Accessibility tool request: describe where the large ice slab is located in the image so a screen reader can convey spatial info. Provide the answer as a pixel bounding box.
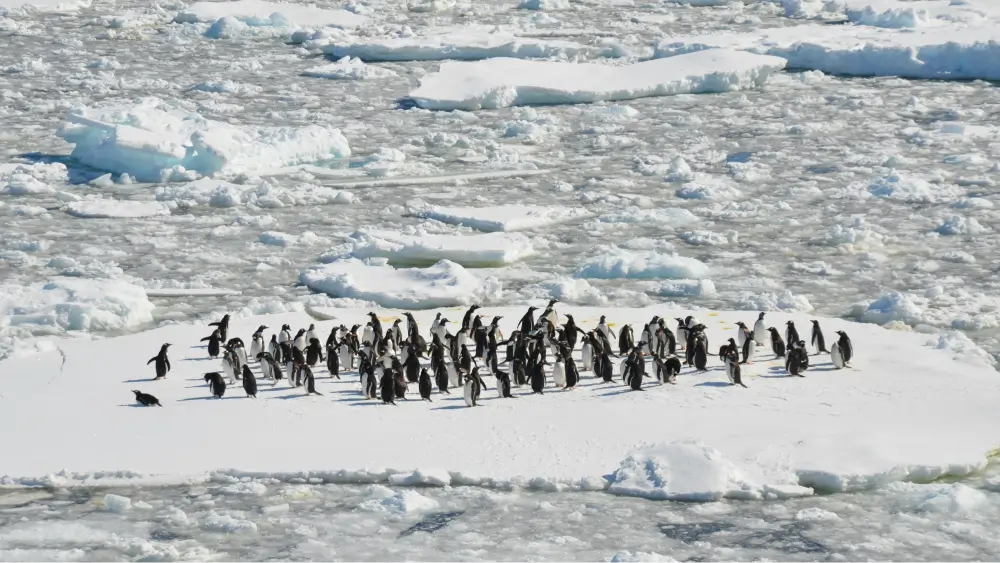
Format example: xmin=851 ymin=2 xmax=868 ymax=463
xmin=57 ymin=98 xmax=351 ymax=182
xmin=1 ymin=307 xmax=998 ymax=500
xmin=0 ymin=0 xmax=90 ymax=14
xmin=576 ymin=247 xmax=710 ymax=280
xmin=302 ymin=57 xmax=398 ymax=80
xmin=414 ymin=204 xmax=591 ymax=232
xmin=839 ymin=0 xmax=999 ymax=28
xmin=333 ymin=229 xmax=536 ymax=267
xmin=299 ymin=259 xmax=501 ymax=308
xmin=407 ymin=49 xmax=786 ymax=110
xmin=66 ymin=200 xmax=171 ymax=219
xmin=174 ymin=0 xmax=367 ymax=30
xmin=322 ymin=24 xmax=617 ymax=62
xmin=654 ymin=23 xmax=1000 ymax=80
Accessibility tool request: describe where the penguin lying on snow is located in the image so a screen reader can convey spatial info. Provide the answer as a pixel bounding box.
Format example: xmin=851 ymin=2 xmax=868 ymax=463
xmin=132 ymin=390 xmax=161 ymax=407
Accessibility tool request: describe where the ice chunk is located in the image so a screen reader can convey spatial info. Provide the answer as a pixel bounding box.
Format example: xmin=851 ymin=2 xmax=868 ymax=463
xmin=340 ymin=229 xmax=535 ymax=267
xmin=576 ymin=247 xmax=710 ymax=280
xmin=841 ymin=0 xmax=999 ymax=28
xmin=0 ymin=0 xmax=90 ymax=13
xmin=58 ymin=97 xmax=351 ymax=182
xmin=868 ymin=174 xmax=964 ymax=204
xmin=299 ymin=258 xmax=501 ymax=308
xmin=359 ymin=490 xmax=440 ymax=514
xmin=324 ymin=24 xmax=614 ymax=62
xmin=0 ymin=278 xmax=154 ymax=333
xmin=174 ymin=0 xmax=367 ymax=29
xmin=408 ymin=49 xmax=786 ymax=110
xmin=608 ymin=441 xmax=764 ymax=501
xmin=103 ymin=493 xmax=132 ymax=513
xmin=302 ymin=57 xmax=398 ymax=80
xmin=66 ymin=200 xmax=171 ymax=219
xmin=415 ymin=204 xmax=590 ymax=232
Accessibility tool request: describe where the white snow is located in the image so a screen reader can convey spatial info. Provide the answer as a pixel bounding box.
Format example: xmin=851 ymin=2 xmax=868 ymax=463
xmin=58 ymin=97 xmax=351 ymax=182
xmin=0 ymin=278 xmax=154 ymax=334
xmin=840 ymin=0 xmax=999 ymax=28
xmin=576 ymin=247 xmax=710 ymax=280
xmin=654 ymin=23 xmax=1000 ymax=80
xmin=408 ymin=49 xmax=786 ymax=110
xmin=174 ymin=0 xmax=367 ymax=30
xmin=0 ymin=0 xmax=89 ymax=13
xmin=322 ymin=25 xmax=615 ymax=62
xmin=299 ymin=259 xmax=502 ymax=308
xmin=335 ymin=229 xmax=536 ymax=267
xmin=414 ymin=204 xmax=591 ymax=232
xmin=302 ymin=57 xmax=398 ymax=80
xmin=66 ymin=200 xmax=171 ymax=219
xmin=2 ymin=307 xmax=998 ymax=500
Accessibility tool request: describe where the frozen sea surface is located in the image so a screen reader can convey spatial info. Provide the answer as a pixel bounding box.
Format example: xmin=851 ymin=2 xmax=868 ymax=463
xmin=2 ymin=461 xmax=1000 ymax=561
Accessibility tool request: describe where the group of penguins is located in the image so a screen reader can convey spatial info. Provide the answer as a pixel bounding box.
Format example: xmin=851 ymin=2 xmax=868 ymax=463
xmin=131 ymin=302 xmax=855 ymax=408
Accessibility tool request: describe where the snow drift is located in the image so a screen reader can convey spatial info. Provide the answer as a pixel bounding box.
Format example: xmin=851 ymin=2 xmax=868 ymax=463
xmin=57 ymin=98 xmax=351 ymax=182
xmin=408 ymin=49 xmax=787 ymax=110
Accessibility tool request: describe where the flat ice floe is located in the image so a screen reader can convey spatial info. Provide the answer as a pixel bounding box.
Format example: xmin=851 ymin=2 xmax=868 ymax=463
xmin=330 ymin=229 xmax=536 ymax=267
xmin=65 ymin=199 xmax=171 ymax=219
xmin=407 ymin=49 xmax=786 ymax=110
xmin=2 ymin=307 xmax=998 ymax=502
xmin=58 ymin=97 xmax=351 ymax=182
xmin=838 ymin=0 xmax=998 ymax=28
xmin=576 ymin=247 xmax=710 ymax=280
xmin=299 ymin=258 xmax=502 ymax=308
xmin=302 ymin=57 xmax=398 ymax=80
xmin=413 ymin=204 xmax=591 ymax=232
xmin=0 ymin=0 xmax=90 ymax=13
xmin=174 ymin=0 xmax=367 ymax=29
xmin=655 ymin=23 xmax=1000 ymax=80
xmin=322 ymin=24 xmax=618 ymax=62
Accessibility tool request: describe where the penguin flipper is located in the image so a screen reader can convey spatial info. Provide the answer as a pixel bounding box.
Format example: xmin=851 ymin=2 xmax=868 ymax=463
xmin=165 ymin=358 xmax=171 ymax=371
xmin=147 ymin=357 xmax=156 ymax=365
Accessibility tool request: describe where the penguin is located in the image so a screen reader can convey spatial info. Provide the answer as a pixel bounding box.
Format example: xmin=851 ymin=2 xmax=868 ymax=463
xmin=367 ymin=312 xmax=384 ymax=345
xmin=753 ymin=313 xmax=767 ymax=346
xmin=326 ymin=343 xmax=340 ymax=379
xmin=811 ymin=320 xmax=827 ymax=353
xmin=461 ymin=304 xmax=481 ymax=339
xmin=278 ymin=324 xmax=291 ymax=346
xmin=291 ymin=347 xmax=307 ymax=387
xmin=208 ymin=314 xmax=230 ymax=343
xmin=657 ymin=319 xmax=676 ymax=357
xmin=435 ymin=363 xmax=450 ymax=394
xmin=390 ymin=319 xmax=404 ymax=347
xmin=795 ymin=341 xmax=810 ymax=370
xmin=767 ymin=327 xmax=786 ymax=358
xmin=242 ymin=365 xmax=257 ymax=398
xmin=562 ymin=345 xmax=579 ymax=389
xmin=393 ymin=359 xmax=407 ymax=400
xmin=496 ymin=369 xmax=514 ymax=398
xmin=132 ymin=390 xmax=161 ymax=407
xmin=519 ymin=306 xmax=538 ymax=335
xmin=221 ymin=350 xmax=238 ymax=384
xmin=530 ymin=360 xmax=545 ymax=394
xmin=250 ymin=325 xmax=267 ymax=359
xmin=268 ymin=334 xmax=281 ymax=363
xmin=204 ymin=372 xmax=226 ymax=398
xmin=446 ymin=360 xmax=460 ymax=389
xmin=380 ymin=369 xmax=395 ymax=405
xmin=419 ymin=367 xmax=433 ymax=401
xmin=362 ymin=322 xmax=375 ymax=347
xmin=306 ymin=323 xmax=317 ymax=344
xmin=463 ymin=367 xmax=485 ymax=407
xmin=513 ymin=358 xmax=527 ymax=387
xmin=720 ymin=338 xmax=738 ymax=363
xmin=293 ymin=329 xmax=307 ymax=352
xmin=304 ymin=366 xmax=321 ymax=395
xmin=339 ymin=326 xmax=357 ymax=370
xmin=736 ymin=322 xmax=750 ymax=349
xmin=256 ymin=352 xmax=273 ymax=379
xmin=228 ymin=338 xmax=248 ymax=368
xmin=563 ymin=314 xmax=586 ymax=351
xmin=625 ymin=349 xmax=644 ymax=391
xmin=598 ymin=350 xmax=614 ymax=382
xmin=831 ymin=341 xmax=845 ymax=369
xmin=542 ymin=298 xmax=559 ymax=327
xmin=741 ymin=332 xmax=756 ymax=364
xmin=597 ymin=315 xmax=615 ymax=343
xmin=147 ymin=343 xmax=171 ymax=380
xmin=552 ymin=353 xmax=566 ymax=388
xmin=835 ymin=331 xmax=853 ymax=364
xmin=460 ymin=345 xmax=473 ymax=375
xmin=785 ymin=321 xmax=799 ymax=348
xmin=786 ymin=347 xmax=806 ymax=377
xmin=725 ymin=355 xmax=748 ymax=388
xmin=655 ymin=356 xmax=681 ymax=383
xmin=675 ymin=318 xmax=688 ymax=350
xmin=201 ymin=330 xmax=221 ymax=359
xmin=306 ymin=338 xmax=324 ymax=366
xmin=693 ymin=334 xmax=708 ymax=371
xmin=619 ymin=324 xmax=635 ymax=356
xmin=581 ymin=333 xmax=594 ymax=371
xmin=403 ymin=348 xmax=420 ymax=383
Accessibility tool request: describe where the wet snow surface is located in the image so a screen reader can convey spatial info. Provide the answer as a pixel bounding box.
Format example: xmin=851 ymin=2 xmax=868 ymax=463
xmin=3 ymin=467 xmax=1000 ymax=561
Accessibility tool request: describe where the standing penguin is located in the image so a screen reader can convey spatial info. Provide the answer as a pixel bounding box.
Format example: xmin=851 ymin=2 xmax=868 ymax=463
xmin=530 ymin=360 xmax=545 ymax=394
xmin=278 ymin=324 xmax=291 ymax=346
xmin=581 ymin=332 xmax=594 ymax=371
xmin=326 ymin=342 xmax=340 ymax=379
xmin=785 ymin=321 xmax=800 ymax=348
xmin=268 ymin=334 xmax=281 ymax=363
xmin=250 ymin=325 xmax=267 ymax=359
xmin=293 ymin=329 xmax=307 ymax=352
xmin=741 ymin=332 xmax=756 ymax=364
xmin=303 ymin=366 xmax=322 ymax=395
xmin=435 ymin=362 xmax=450 ymax=395
xmin=725 ymin=354 xmax=748 ymax=388
xmin=242 ymin=365 xmax=257 ymax=398
xmin=221 ymin=349 xmax=238 ymax=384
xmin=753 ymin=313 xmax=767 ymax=346
xmin=736 ymin=322 xmax=750 ymax=350
xmin=552 ymin=352 xmax=566 ymax=388
xmin=403 ymin=348 xmax=421 ymax=383
xmin=228 ymin=338 xmax=248 ymax=369
xmin=204 ymin=372 xmax=226 ymax=398
xmin=598 ymin=350 xmax=614 ymax=382
xmin=831 ymin=340 xmax=846 ymax=369
xmin=200 ymin=330 xmax=221 ymax=359
xmin=147 ymin=343 xmax=172 ymax=380
xmin=675 ymin=318 xmax=688 ymax=350
xmin=392 ymin=358 xmax=407 ymax=400
xmin=419 ymin=368 xmax=433 ymax=401
xmin=835 ymin=331 xmax=853 ymax=364
xmin=562 ymin=344 xmax=579 ymax=389
xmin=380 ymin=369 xmax=395 ymax=405
xmin=463 ymin=367 xmax=485 ymax=407
xmin=768 ymin=327 xmax=786 ymax=358
xmin=786 ymin=346 xmax=807 ymax=377
xmin=563 ymin=314 xmax=586 ymax=351
xmin=495 ymin=369 xmax=514 ymax=398
xmin=693 ymin=332 xmax=708 ymax=372
xmin=306 ymin=338 xmax=324 ymax=366
xmin=256 ymin=352 xmax=273 ymax=380
xmin=618 ymin=325 xmax=635 ymax=356
xmin=597 ymin=315 xmax=615 ymax=342
xmin=811 ymin=320 xmax=827 ymax=354
xmin=208 ymin=314 xmax=231 ymax=343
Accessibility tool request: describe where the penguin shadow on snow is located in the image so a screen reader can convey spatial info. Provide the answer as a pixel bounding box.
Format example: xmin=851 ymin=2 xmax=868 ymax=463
xmin=177 ymin=395 xmax=230 ymax=402
xmin=181 ymin=357 xmax=215 ymax=362
xmin=695 ymin=381 xmax=732 ymax=388
xmin=122 ymin=377 xmax=158 ymax=383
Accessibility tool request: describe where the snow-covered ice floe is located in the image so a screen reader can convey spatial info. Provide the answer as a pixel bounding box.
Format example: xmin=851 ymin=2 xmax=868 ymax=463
xmin=302 ymin=57 xmax=398 ymax=80
xmin=173 ymin=0 xmax=367 ymax=30
xmin=57 ymin=97 xmax=351 ymax=182
xmin=299 ymin=259 xmax=502 ymax=308
xmin=414 ymin=204 xmax=591 ymax=232
xmin=838 ymin=0 xmax=999 ymax=28
xmin=65 ymin=199 xmax=171 ymax=219
xmin=2 ymin=307 xmax=998 ymax=500
xmin=0 ymin=0 xmax=90 ymax=14
xmin=326 ymin=229 xmax=536 ymax=267
xmin=321 ymin=24 xmax=621 ymax=62
xmin=576 ymin=247 xmax=710 ymax=280
xmin=655 ymin=22 xmax=1000 ymax=80
xmin=407 ymin=49 xmax=786 ymax=110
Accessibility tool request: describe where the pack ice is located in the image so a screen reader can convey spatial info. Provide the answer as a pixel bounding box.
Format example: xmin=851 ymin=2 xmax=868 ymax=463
xmin=413 ymin=204 xmax=591 ymax=232
xmin=57 ymin=98 xmax=351 ymax=182
xmin=174 ymin=0 xmax=367 ymax=30
xmin=407 ymin=49 xmax=787 ymax=110
xmin=332 ymin=229 xmax=536 ymax=267
xmin=1 ymin=307 xmax=998 ymax=502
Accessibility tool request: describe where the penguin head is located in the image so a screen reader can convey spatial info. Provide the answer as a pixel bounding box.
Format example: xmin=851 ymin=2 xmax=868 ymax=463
xmin=812 ymin=320 xmax=820 ymax=326
xmin=295 ymin=329 xmax=306 ymax=337
xmin=548 ymin=299 xmax=558 ymax=306
xmin=599 ymin=315 xmax=606 ymax=323
xmin=835 ymin=330 xmax=845 ymax=336
xmin=471 ymin=304 xmax=481 ymax=311
xmin=787 ymin=321 xmax=795 ymax=326
xmin=728 ymin=338 xmax=736 ymax=344
xmin=440 ymin=318 xmax=450 ymax=325
xmin=528 ymin=306 xmax=538 ymax=312
xmin=736 ymin=321 xmax=746 ymax=328
xmin=132 ymin=390 xmax=141 ymax=396
xmin=768 ymin=327 xmax=778 ymax=334
xmin=393 ymin=319 xmax=402 ymax=325
xmin=492 ymin=316 xmax=503 ymax=325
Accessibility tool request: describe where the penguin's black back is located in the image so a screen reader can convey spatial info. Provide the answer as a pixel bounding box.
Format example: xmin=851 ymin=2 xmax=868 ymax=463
xmin=419 ymin=368 xmax=432 ymax=401
xmin=242 ymin=366 xmax=257 ymax=398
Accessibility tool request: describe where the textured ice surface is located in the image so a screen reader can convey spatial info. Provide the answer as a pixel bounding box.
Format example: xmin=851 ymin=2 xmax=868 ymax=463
xmin=334 ymin=229 xmax=536 ymax=266
xmin=174 ymin=0 xmax=367 ymax=30
xmin=409 ymin=49 xmax=787 ymax=110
